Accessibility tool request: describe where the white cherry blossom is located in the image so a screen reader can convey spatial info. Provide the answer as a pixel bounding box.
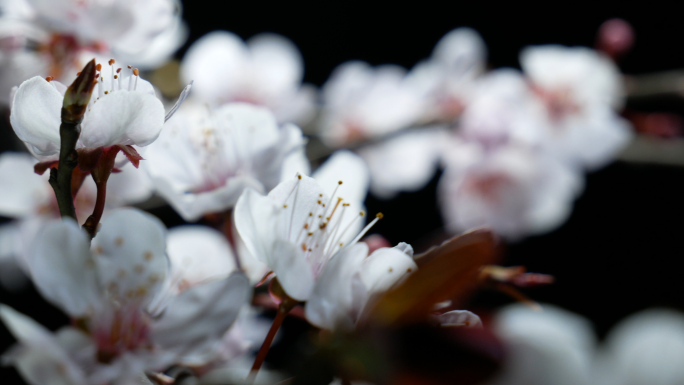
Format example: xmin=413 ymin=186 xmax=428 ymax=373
xmin=439 ymin=143 xmax=583 ymax=240
xmin=234 ymin=151 xmax=370 ymax=301
xmin=143 ymin=102 xmax=307 ymax=221
xmin=0 ymin=208 xmax=251 ymax=384
xmin=10 ymin=60 xmax=165 ymax=159
xmin=519 ymin=45 xmax=632 ymax=169
xmin=319 ymin=61 xmax=425 ymax=147
xmin=407 ymin=27 xmax=487 ymax=122
xmin=181 ymin=31 xmax=315 ymax=125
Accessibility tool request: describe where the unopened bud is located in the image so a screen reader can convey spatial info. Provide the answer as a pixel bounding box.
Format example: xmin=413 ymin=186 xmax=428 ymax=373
xmin=62 ymin=59 xmax=97 ymax=123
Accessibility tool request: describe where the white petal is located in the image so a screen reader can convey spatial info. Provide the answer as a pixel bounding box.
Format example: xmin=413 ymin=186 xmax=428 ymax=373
xmin=80 ymin=90 xmax=165 ymax=148
xmin=180 ymin=31 xmax=249 ymax=103
xmin=105 ymin=163 xmax=154 ymax=207
xmin=359 ymin=127 xmax=446 ymax=199
xmin=305 ymin=243 xmax=368 ymax=331
xmin=92 ymin=208 xmax=168 ymax=305
xmin=599 ymin=309 xmax=684 ymax=385
xmin=234 ymin=188 xmax=281 ymax=264
xmin=0 ymin=152 xmax=51 ymax=217
xmin=360 ymin=245 xmax=417 ymax=295
xmin=437 ymin=310 xmax=483 ymax=328
xmin=29 ymin=219 xmax=100 ymax=317
xmin=151 ymin=273 xmax=251 ymax=354
xmin=166 ymin=225 xmax=237 ymax=289
xmin=247 ymin=33 xmax=303 ymax=103
xmin=9 ymin=76 xmax=62 ymax=156
xmin=488 ymin=304 xmax=595 ymax=385
xmin=0 ymin=306 xmax=88 ymax=385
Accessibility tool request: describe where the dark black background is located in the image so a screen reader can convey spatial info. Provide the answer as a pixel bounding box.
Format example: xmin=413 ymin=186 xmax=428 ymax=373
xmin=2 ymin=2 xmax=684 ymax=383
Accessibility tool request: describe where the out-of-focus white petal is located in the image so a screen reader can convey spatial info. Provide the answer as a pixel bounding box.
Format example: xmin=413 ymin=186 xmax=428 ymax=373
xmin=485 ymin=304 xmax=595 ymax=385
xmin=166 ymin=225 xmax=237 ymax=290
xmin=29 ymin=219 xmax=100 ymax=317
xmin=437 ymin=310 xmax=483 ymax=328
xmin=248 ymin=33 xmax=303 ymax=103
xmin=439 ymin=145 xmax=583 ymax=239
xmin=92 ymin=209 xmax=167 ymax=306
xmin=0 ymin=152 xmax=51 ymax=217
xmin=105 ymin=163 xmax=154 ymax=207
xmin=520 ymin=45 xmax=622 ymax=109
xmin=597 ymin=309 xmax=684 ymax=385
xmin=80 ymin=90 xmax=165 ymax=148
xmin=180 ymin=31 xmax=248 ymax=104
xmin=0 ymin=306 xmax=88 ymax=385
xmin=359 ymin=126 xmax=447 ymax=199
xmin=9 ymin=76 xmax=62 ymax=156
xmin=151 ymin=273 xmax=251 ymax=355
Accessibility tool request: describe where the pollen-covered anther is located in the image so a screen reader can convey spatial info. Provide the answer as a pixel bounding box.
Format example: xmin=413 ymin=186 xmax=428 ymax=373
xmin=45 ymin=76 xmax=54 ymax=82
xmin=108 ymin=58 xmax=116 ymax=65
xmin=132 ymin=68 xmax=139 ymax=76
xmin=376 ymin=212 xmax=384 ymax=219
xmin=96 ymin=63 xmax=102 ymax=71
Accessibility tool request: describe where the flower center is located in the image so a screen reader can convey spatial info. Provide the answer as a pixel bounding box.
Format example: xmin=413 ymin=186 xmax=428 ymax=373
xmin=280 ymin=175 xmax=382 ymax=276
xmin=92 ymin=303 xmax=151 ymax=364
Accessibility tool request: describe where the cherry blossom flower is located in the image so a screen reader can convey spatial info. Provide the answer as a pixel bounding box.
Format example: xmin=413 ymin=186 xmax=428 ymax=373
xmin=319 ymin=61 xmax=425 ymax=147
xmin=519 ymin=45 xmax=632 ymax=169
xmin=0 ymin=208 xmax=251 ymax=384
xmin=439 ymin=143 xmax=583 ymax=239
xmin=10 ymin=59 xmax=165 ymax=161
xmin=234 ymin=151 xmax=370 ymax=302
xmin=0 ymin=0 xmax=186 ymax=103
xmin=180 ymin=31 xmax=315 ymax=125
xmin=143 ymin=102 xmax=307 ymax=221
xmin=407 ymin=27 xmax=487 ymax=122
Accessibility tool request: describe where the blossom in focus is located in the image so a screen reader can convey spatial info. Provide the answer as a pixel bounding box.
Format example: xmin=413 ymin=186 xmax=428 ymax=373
xmin=439 ymin=143 xmax=583 ymax=239
xmin=180 ymin=31 xmax=315 ymax=125
xmin=234 ymin=151 xmax=370 ymax=302
xmin=10 ymin=59 xmax=165 ymax=160
xmin=519 ymin=45 xmax=632 ymax=169
xmin=319 ymin=61 xmax=425 ymax=146
xmin=0 ymin=208 xmax=250 ymax=385
xmin=143 ymin=102 xmax=307 ymax=221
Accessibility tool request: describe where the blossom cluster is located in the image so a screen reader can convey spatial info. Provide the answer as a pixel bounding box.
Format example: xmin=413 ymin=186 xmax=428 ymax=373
xmin=0 ymin=4 xmax=681 ymax=385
